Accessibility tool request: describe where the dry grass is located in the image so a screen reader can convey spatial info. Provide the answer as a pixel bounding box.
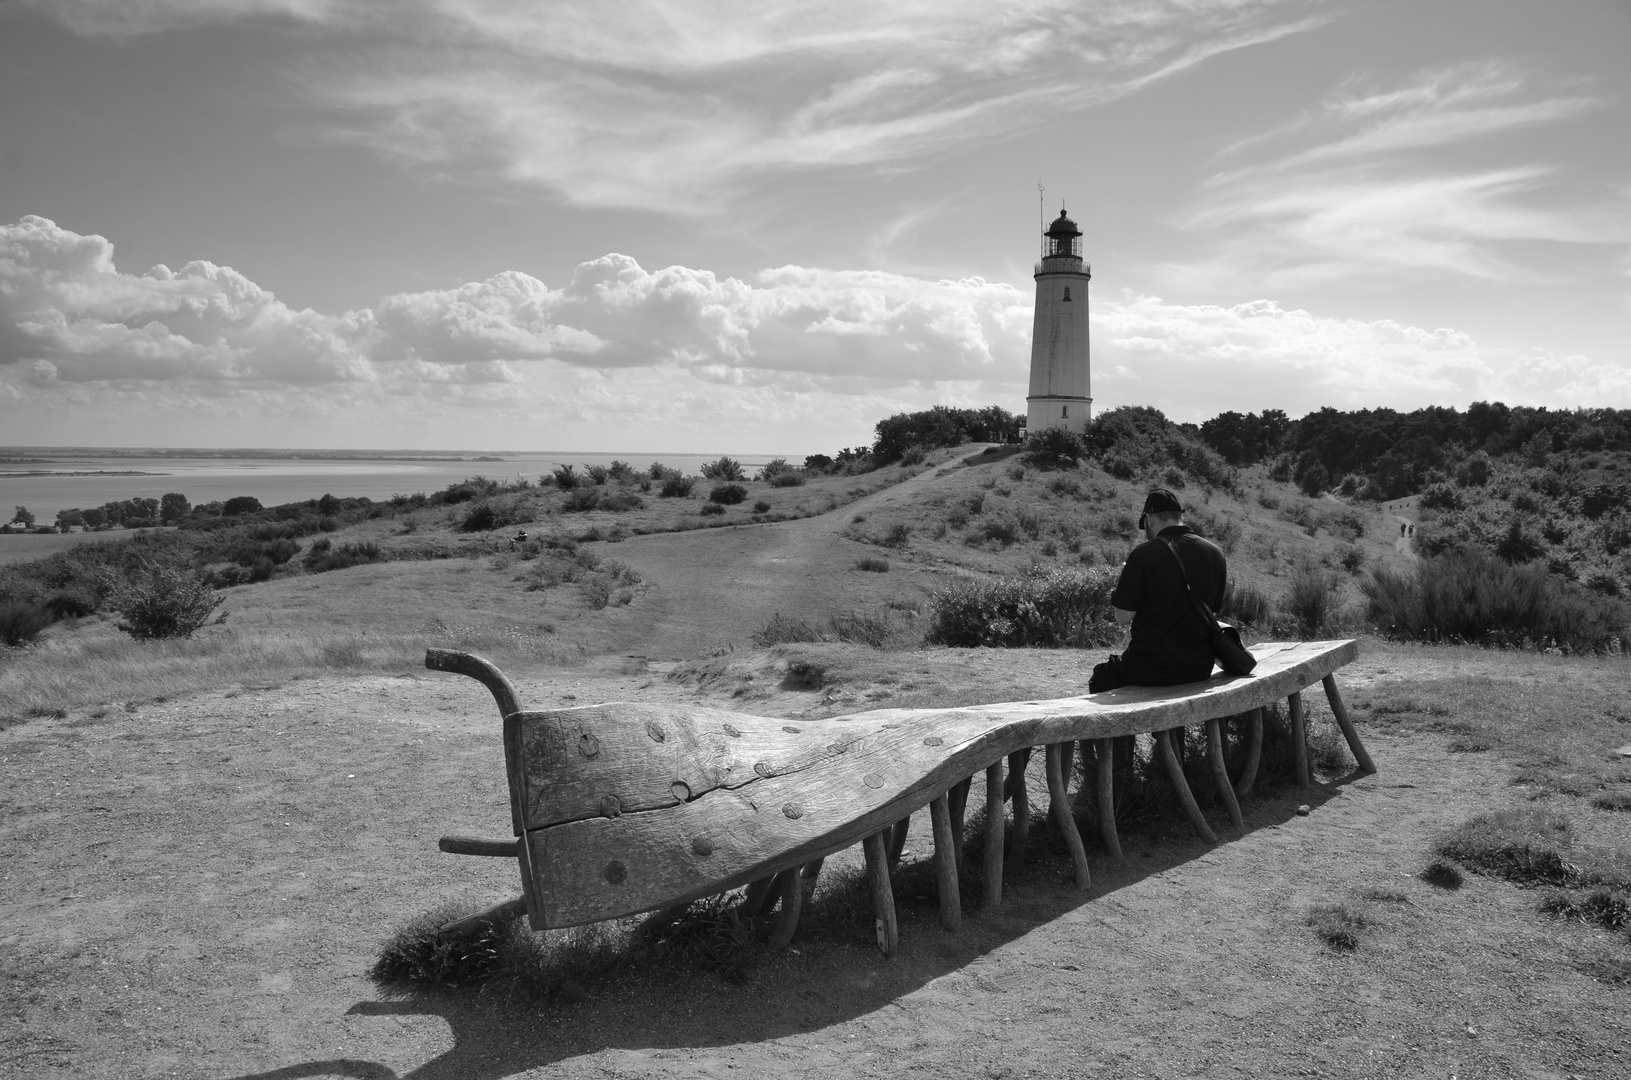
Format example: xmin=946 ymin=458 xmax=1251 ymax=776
xmin=0 ymin=558 xmax=595 ymax=725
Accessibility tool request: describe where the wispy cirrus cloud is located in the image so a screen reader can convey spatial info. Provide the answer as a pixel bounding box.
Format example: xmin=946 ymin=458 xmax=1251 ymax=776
xmin=21 ymin=0 xmax=1333 ymax=213
xmin=1176 ymin=62 xmax=1630 ymax=289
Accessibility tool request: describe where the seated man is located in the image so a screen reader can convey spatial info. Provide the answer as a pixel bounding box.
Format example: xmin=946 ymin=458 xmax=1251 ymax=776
xmin=1090 ymin=488 xmax=1228 ymax=693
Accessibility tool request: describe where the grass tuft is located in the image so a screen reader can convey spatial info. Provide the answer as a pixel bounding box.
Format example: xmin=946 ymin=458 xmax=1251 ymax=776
xmin=1541 ymin=888 xmax=1631 ymax=933
xmin=1434 ymin=806 xmax=1582 ymax=887
xmin=1592 ymin=790 xmax=1631 ymax=812
xmin=1420 ymin=860 xmax=1464 ymax=889
xmin=1307 ymin=901 xmax=1367 ymax=950
xmin=855 ymin=556 xmax=890 ymax=573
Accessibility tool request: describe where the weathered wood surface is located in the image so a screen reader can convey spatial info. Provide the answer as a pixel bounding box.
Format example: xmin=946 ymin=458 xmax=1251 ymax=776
xmin=433 ymin=640 xmax=1360 ymax=929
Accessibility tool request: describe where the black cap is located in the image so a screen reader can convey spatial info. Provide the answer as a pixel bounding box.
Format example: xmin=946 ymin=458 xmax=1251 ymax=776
xmin=1141 ymin=489 xmax=1183 ymax=516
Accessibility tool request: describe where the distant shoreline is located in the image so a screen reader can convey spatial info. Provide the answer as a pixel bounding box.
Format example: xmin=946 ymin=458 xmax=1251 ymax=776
xmin=2 ymin=470 xmax=168 ymax=478
xmin=0 ymin=451 xmax=506 ymax=463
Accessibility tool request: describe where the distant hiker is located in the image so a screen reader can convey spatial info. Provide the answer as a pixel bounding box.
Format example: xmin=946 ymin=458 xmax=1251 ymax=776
xmin=1089 ymin=488 xmax=1229 ymax=693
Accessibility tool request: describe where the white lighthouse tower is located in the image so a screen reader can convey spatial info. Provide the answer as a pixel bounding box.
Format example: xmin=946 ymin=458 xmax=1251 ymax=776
xmin=1026 ymin=208 xmax=1092 ymax=436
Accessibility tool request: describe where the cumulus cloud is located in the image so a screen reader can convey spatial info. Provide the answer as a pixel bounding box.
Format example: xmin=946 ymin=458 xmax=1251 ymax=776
xmin=4 ymin=215 xmax=1622 ymax=448
xmin=0 ymin=216 xmax=1031 ymax=393
xmin=1178 ymin=62 xmax=1631 ymax=289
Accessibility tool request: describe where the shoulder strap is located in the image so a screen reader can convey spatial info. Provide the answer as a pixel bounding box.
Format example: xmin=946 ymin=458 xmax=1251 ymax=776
xmin=1160 ymin=536 xmax=1224 ymax=630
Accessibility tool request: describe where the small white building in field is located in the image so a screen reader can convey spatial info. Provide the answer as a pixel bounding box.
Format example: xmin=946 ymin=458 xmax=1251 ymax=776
xmin=1026 ymin=209 xmax=1092 ymax=436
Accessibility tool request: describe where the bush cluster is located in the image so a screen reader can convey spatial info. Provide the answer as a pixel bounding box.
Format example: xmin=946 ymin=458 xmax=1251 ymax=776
xmin=110 ymin=564 xmax=224 ymax=640
xmin=304 ymin=539 xmax=386 ymax=573
xmin=1021 ymin=427 xmax=1086 ymax=470
xmin=1361 ymin=544 xmax=1627 ymax=653
xmin=700 ymin=457 xmax=745 ymax=481
xmin=709 ymin=484 xmax=748 ymax=505
xmin=925 ymin=565 xmax=1121 ymax=648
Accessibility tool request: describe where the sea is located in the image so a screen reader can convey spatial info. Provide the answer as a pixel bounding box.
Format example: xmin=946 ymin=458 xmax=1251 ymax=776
xmin=0 ymin=448 xmax=793 ymax=526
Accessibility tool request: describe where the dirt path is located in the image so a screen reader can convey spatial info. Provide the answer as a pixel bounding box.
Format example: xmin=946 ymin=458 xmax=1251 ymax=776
xmin=604 ymin=459 xmax=966 ymax=657
xmin=3 ymin=649 xmax=1627 ymax=1079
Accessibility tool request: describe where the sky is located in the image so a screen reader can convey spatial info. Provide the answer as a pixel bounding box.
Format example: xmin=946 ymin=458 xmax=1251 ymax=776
xmin=0 ymin=0 xmax=1627 ymax=454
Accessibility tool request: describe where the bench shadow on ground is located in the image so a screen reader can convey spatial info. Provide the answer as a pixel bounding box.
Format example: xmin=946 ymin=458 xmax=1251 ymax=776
xmin=227 ymin=766 xmax=1365 ymax=1080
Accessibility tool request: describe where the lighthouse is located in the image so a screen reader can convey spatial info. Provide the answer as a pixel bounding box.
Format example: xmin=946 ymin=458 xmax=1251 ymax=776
xmin=1026 ymin=208 xmax=1091 ymax=436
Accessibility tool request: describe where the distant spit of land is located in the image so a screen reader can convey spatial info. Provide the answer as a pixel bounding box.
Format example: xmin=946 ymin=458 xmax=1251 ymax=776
xmin=0 ymin=447 xmax=508 ymax=462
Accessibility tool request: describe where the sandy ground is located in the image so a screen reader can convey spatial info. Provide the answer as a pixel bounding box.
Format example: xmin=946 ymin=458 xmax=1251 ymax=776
xmin=4 ymin=644 xmax=1629 ymax=1080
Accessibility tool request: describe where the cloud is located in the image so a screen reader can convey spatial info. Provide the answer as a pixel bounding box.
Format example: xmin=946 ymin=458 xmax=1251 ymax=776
xmin=4 ymin=215 xmax=1622 ymax=449
xmin=1177 ymin=62 xmax=1631 ymax=289
xmin=23 ymin=0 xmax=1331 ymax=213
xmin=15 ymin=0 xmax=343 ymax=36
xmin=0 ymin=215 xmax=1031 ymax=392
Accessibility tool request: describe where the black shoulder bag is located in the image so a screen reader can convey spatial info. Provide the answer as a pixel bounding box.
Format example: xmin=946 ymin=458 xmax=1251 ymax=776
xmin=1159 ymin=537 xmax=1256 ymax=677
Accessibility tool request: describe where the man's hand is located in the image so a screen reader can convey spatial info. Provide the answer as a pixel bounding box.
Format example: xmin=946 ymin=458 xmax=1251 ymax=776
xmin=1113 ymin=606 xmax=1135 ymax=626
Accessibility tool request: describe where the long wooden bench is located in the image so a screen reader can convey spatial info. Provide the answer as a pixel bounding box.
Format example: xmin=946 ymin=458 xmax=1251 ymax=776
xmin=424 ymin=640 xmax=1371 ymax=955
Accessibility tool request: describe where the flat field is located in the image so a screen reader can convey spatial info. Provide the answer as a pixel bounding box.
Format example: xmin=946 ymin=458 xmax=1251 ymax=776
xmin=2 ymin=450 xmax=1629 ymax=1079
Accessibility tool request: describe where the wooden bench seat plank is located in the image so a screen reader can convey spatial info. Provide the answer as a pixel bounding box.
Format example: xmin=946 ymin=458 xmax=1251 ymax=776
xmin=515 ymin=640 xmax=1360 ymax=927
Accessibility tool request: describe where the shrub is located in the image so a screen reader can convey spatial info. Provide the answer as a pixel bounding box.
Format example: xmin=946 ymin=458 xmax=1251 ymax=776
xmin=1282 ymin=564 xmax=1342 ymax=638
xmin=700 ymin=457 xmax=745 ymax=481
xmin=585 ymin=465 xmax=609 ymax=485
xmin=1338 ymin=544 xmax=1366 ymax=573
xmin=552 ymin=464 xmax=579 ymax=490
xmin=561 ymin=488 xmax=602 ymax=513
xmin=709 ymin=484 xmax=748 ymax=505
xmin=433 ymin=477 xmax=502 ymax=505
xmin=110 ymin=564 xmax=224 ymax=640
xmin=1022 ymin=427 xmax=1086 ymax=470
xmin=221 ymin=496 xmax=263 ymax=516
xmin=463 ymin=497 xmax=538 ymax=529
xmin=752 ymin=613 xmax=824 ymax=646
xmin=752 ymin=500 xmax=771 ymax=513
xmin=305 ymin=540 xmax=386 ymax=573
xmin=0 ymin=601 xmax=53 ymax=646
xmin=44 ymin=584 xmax=98 ymax=619
xmin=881 ymin=524 xmax=911 ymax=548
xmin=1220 ymin=581 xmax=1271 ymax=627
xmin=1361 ymin=544 xmax=1628 ymax=652
xmin=699 ymin=503 xmax=726 ymax=517
xmin=925 ymin=565 xmax=1121 ymax=648
xmin=608 ymin=460 xmax=636 ymax=481
xmin=758 ymin=458 xmax=802 ymax=485
xmin=598 ymin=491 xmax=644 ymax=512
xmin=659 ymin=474 xmax=696 ymax=498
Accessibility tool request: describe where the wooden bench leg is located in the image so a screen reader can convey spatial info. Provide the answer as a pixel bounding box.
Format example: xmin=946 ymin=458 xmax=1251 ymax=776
xmin=862 ymin=831 xmax=900 ymax=957
xmin=948 ymin=777 xmax=971 ymax=879
xmin=739 ymin=874 xmax=777 ymax=918
xmin=886 ymin=814 xmax=911 ymax=869
xmin=1051 ymin=739 xmax=1075 ymax=819
xmin=1007 ymin=748 xmax=1031 ymax=871
xmin=1095 ymin=737 xmax=1122 ymax=859
xmin=1047 ymin=742 xmax=1091 ymax=890
xmin=1234 ymin=708 xmax=1264 ymax=799
xmin=984 ymin=760 xmax=1005 ymax=907
xmin=1322 ymin=674 xmax=1377 ymax=774
xmin=800 ymin=857 xmax=824 ymax=903
xmin=929 ymin=793 xmax=961 ymax=932
xmin=1206 ymin=718 xmax=1244 ymax=829
xmin=768 ymin=865 xmax=804 ymax=949
xmin=1289 ymin=691 xmax=1311 ymax=787
xmin=437 ymin=896 xmax=525 ymax=938
xmin=1156 ymin=728 xmax=1218 ymax=844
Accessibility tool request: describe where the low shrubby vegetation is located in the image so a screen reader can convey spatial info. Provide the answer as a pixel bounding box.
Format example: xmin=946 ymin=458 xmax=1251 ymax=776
xmin=925 ymin=565 xmax=1120 ymax=648
xmin=1362 ymin=545 xmax=1625 ymax=652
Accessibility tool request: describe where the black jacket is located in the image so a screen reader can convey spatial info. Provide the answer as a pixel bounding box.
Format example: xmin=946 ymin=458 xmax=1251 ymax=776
xmin=1109 ymin=525 xmax=1228 ymax=685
